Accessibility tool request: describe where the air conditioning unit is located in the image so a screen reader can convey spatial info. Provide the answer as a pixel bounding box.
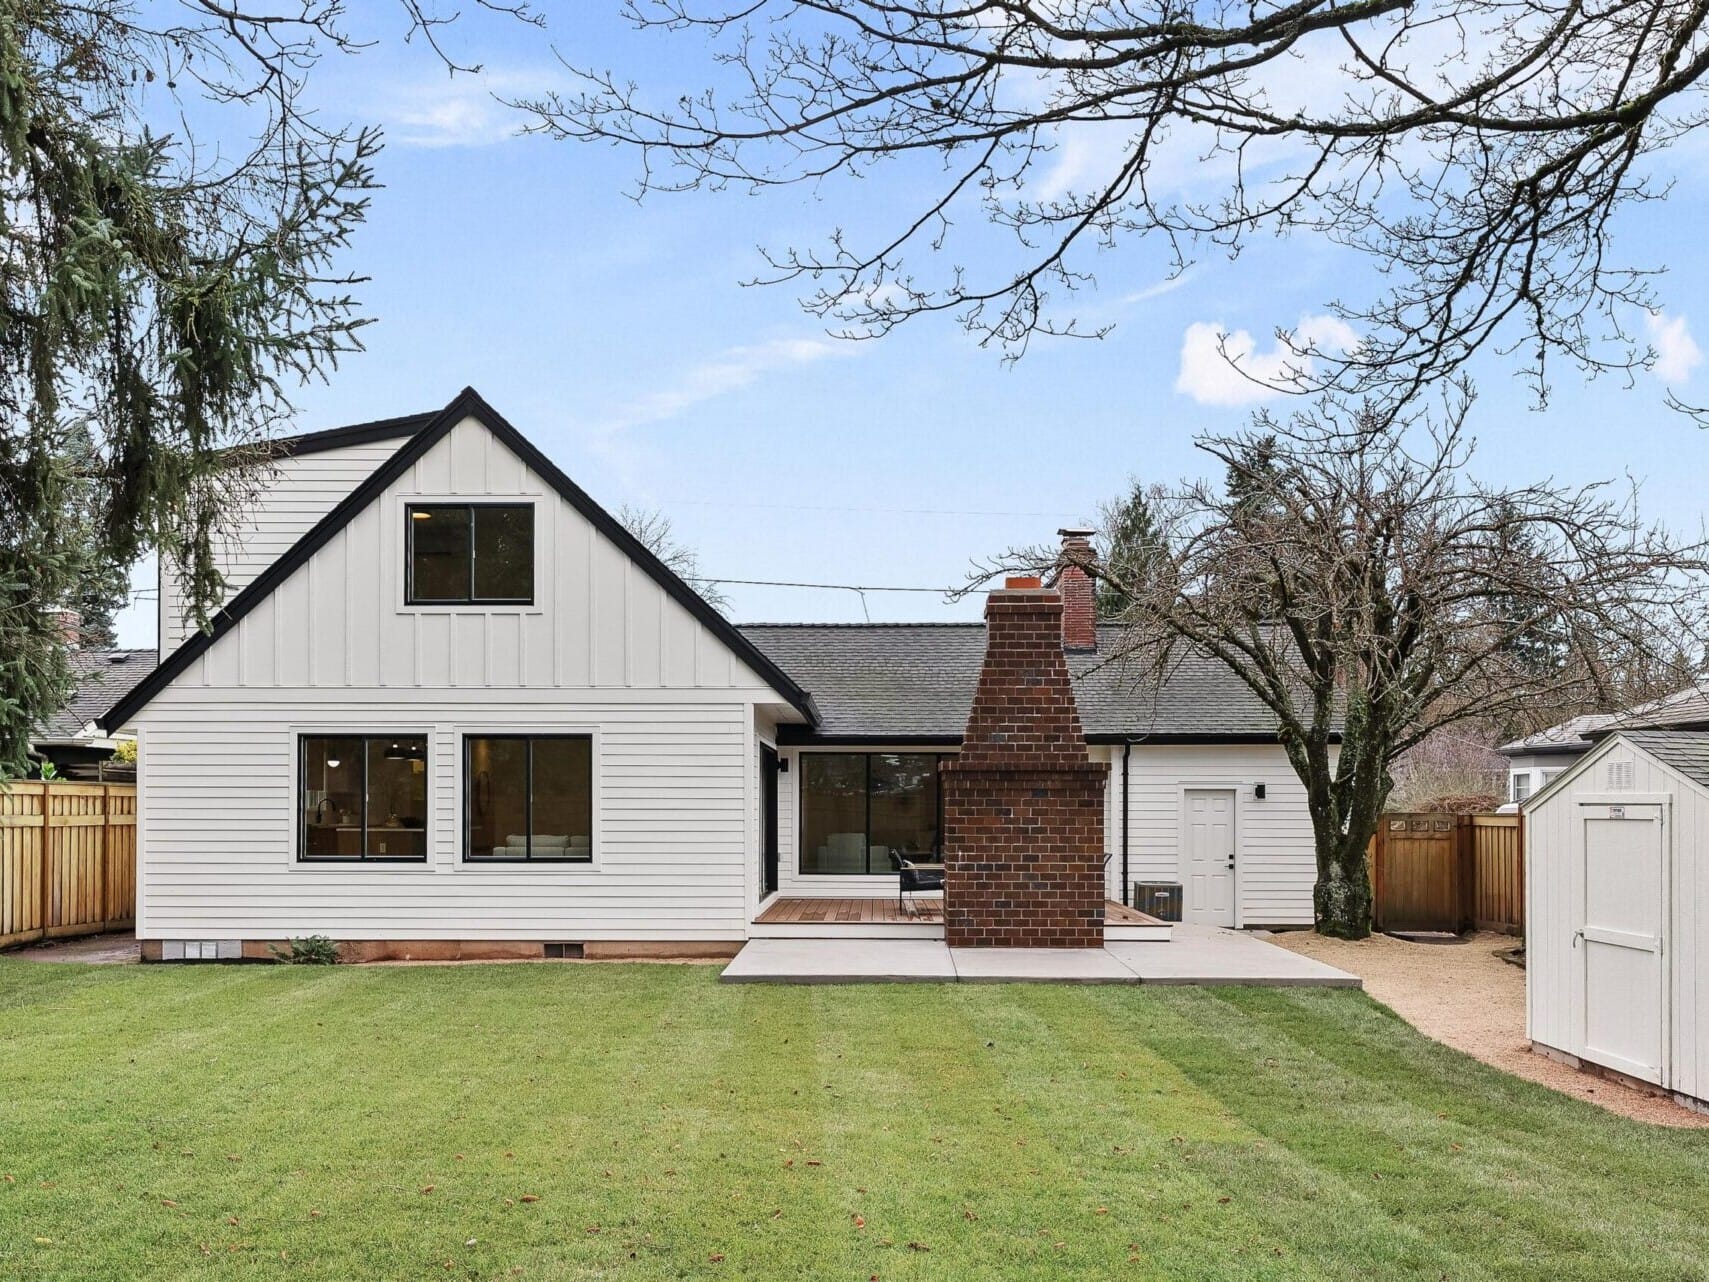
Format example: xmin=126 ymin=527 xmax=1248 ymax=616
xmin=1133 ymin=882 xmax=1183 ymax=922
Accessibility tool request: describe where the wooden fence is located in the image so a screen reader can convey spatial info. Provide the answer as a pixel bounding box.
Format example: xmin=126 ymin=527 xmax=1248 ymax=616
xmin=0 ymin=782 xmax=137 ymax=950
xmin=1369 ymin=811 xmax=1524 ymax=935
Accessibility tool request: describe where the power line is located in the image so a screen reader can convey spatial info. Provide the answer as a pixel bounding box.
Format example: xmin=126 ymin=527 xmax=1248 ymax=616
xmin=662 ymin=497 xmax=1085 ymax=520
xmin=690 ymin=575 xmax=968 ymax=624
xmin=694 ymin=576 xmax=955 ymax=594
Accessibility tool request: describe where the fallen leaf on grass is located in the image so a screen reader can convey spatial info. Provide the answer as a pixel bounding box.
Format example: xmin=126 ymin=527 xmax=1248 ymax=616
xmin=519 ymin=1194 xmax=541 ymax=1204
xmin=1095 ymin=1207 xmax=1109 ymax=1215
xmin=160 ymin=1199 xmax=178 ymax=1208
xmin=421 ymin=1185 xmax=435 ymax=1194
xmin=708 ymin=1253 xmax=725 ymax=1263
xmin=853 ymin=1215 xmax=866 ymax=1229
xmin=907 ymin=1242 xmax=931 ymax=1252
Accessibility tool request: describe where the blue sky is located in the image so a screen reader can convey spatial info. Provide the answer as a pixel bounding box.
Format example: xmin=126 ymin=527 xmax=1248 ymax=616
xmin=114 ymin=7 xmax=1709 ymax=647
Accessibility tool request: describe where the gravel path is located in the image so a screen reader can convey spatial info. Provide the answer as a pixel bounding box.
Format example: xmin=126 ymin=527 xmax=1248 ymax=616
xmin=1273 ymin=929 xmax=1709 ymax=1128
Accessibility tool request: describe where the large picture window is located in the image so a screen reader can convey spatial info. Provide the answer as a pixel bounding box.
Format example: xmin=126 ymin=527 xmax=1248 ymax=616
xmin=799 ymin=752 xmax=947 ymax=875
xmin=466 ymin=735 xmax=593 ymax=861
xmin=300 ymin=735 xmax=428 ymax=860
xmin=407 ymin=504 xmax=534 ymax=604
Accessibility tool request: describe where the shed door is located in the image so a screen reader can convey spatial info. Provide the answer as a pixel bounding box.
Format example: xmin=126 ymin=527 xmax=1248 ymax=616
xmin=1183 ymin=790 xmax=1236 ymax=926
xmin=1581 ymin=811 xmax=1666 ymax=1085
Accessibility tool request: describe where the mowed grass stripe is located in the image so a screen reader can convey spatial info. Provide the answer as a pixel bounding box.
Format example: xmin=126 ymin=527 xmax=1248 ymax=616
xmin=4 ymin=962 xmax=1709 ymax=1281
xmin=1107 ymin=986 xmax=1709 ymax=1281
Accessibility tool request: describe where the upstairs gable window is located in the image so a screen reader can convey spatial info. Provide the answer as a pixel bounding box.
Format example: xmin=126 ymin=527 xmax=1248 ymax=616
xmin=407 ymin=504 xmax=533 ymax=605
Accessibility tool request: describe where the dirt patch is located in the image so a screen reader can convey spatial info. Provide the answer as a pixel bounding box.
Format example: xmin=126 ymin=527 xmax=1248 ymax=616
xmin=1273 ymin=929 xmax=1709 ymax=1128
xmin=4 ymin=932 xmax=139 ymax=965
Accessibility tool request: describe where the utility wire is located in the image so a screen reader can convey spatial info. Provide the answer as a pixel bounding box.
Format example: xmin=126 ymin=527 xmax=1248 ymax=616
xmin=688 ymin=576 xmax=970 ymax=624
xmin=662 ymin=497 xmax=1084 ymax=520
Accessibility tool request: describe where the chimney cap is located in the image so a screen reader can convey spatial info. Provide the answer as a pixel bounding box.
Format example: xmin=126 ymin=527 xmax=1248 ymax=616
xmin=1057 ymin=526 xmax=1096 ymax=540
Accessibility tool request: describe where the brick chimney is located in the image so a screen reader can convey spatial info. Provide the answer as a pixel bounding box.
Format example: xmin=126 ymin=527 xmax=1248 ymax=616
xmin=1056 ymin=527 xmax=1097 ymax=652
xmin=939 ymin=578 xmax=1108 ymax=948
xmin=50 ymin=608 xmax=82 ymax=649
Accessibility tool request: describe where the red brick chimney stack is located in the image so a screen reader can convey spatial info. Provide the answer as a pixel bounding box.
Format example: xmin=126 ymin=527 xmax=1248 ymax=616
xmin=939 ymin=579 xmax=1109 ymax=948
xmin=50 ymin=608 xmax=82 ymax=649
xmin=1056 ymin=527 xmax=1097 ymax=653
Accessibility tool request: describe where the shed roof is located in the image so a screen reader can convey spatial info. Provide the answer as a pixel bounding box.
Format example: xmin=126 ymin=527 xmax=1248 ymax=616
xmin=1618 ymin=731 xmax=1709 ymax=791
xmin=739 ymin=623 xmax=1298 ymax=742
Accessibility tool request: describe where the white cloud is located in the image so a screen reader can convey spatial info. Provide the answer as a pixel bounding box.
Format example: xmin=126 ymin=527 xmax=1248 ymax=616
xmin=1123 ymin=272 xmax=1193 ymax=305
xmin=597 ymin=337 xmax=850 ymax=434
xmin=1646 ymin=310 xmax=1702 ymax=384
xmin=1174 ymin=314 xmax=1359 ymax=407
xmin=378 ymin=69 xmax=551 ymax=148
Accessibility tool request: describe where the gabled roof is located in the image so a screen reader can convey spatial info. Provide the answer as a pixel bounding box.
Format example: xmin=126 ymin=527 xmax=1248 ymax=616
xmin=738 ymin=623 xmax=1305 ymax=743
xmin=33 ymin=648 xmax=155 ymax=742
xmin=264 ymin=410 xmax=438 ymax=458
xmin=103 ymin=388 xmax=819 ymax=731
xmin=1620 ymin=730 xmax=1709 ymax=790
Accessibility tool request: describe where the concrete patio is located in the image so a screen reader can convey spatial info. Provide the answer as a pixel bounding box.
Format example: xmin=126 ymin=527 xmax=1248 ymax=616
xmin=720 ymin=923 xmax=1361 ymax=986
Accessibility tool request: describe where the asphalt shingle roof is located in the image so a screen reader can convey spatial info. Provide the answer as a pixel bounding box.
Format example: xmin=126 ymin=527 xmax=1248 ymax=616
xmin=738 ymin=623 xmax=1289 ymax=740
xmin=1618 ymin=730 xmax=1709 ymax=790
xmin=34 ymin=649 xmax=156 ymax=741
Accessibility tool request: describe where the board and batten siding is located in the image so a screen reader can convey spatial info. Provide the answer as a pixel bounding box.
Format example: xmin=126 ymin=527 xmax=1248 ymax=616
xmin=1526 ymin=739 xmax=1708 ymax=1106
xmin=158 ymin=438 xmax=405 ymax=655
xmin=136 ymin=414 xmax=789 ymax=942
xmin=773 ymin=741 xmax=1317 ymax=925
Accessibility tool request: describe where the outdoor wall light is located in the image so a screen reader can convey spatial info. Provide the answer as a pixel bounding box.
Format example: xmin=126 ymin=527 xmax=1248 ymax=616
xmin=1254 ymin=783 xmax=1267 ymax=800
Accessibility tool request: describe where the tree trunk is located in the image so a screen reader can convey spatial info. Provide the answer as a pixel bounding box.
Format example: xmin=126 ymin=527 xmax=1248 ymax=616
xmin=1313 ymin=828 xmax=1374 ymax=939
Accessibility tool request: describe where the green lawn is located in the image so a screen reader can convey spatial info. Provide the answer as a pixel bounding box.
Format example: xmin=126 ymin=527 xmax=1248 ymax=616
xmin=2 ymin=961 xmax=1707 ymax=1281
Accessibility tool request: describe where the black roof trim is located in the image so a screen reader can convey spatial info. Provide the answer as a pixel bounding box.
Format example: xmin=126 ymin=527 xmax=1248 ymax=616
xmin=773 ymin=729 xmax=1314 ymax=747
xmin=775 ymin=730 xmax=965 ymax=747
xmin=105 ymin=387 xmax=819 ymax=731
xmin=264 ymin=411 xmax=439 ymax=458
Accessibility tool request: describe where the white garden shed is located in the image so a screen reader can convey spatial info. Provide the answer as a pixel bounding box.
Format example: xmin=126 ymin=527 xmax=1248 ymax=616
xmin=1525 ymin=730 xmax=1709 ymax=1111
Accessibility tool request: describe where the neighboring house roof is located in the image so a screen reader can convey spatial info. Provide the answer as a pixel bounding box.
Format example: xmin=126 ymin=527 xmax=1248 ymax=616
xmin=739 ymin=623 xmax=1300 ymax=743
xmin=102 ymin=388 xmax=820 ymax=731
xmin=1496 ymin=714 xmax=1619 ymax=758
xmin=1619 ymin=730 xmax=1709 ymax=790
xmin=33 ymin=648 xmax=155 ymax=742
xmin=1498 ymin=684 xmax=1709 ymax=758
xmin=265 ymin=410 xmax=438 ymax=458
xmin=1598 ymin=685 xmax=1709 ymax=736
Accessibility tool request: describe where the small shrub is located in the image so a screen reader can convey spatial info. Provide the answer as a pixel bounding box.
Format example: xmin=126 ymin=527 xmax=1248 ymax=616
xmin=270 ymin=935 xmax=341 ymax=965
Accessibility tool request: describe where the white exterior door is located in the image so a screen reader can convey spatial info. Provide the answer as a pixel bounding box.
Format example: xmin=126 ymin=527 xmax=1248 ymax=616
xmin=1580 ymin=810 xmax=1666 ymax=1085
xmin=1183 ymin=789 xmax=1237 ymax=926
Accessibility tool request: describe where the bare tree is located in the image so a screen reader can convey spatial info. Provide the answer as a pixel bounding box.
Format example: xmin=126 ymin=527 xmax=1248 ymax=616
xmin=521 ymin=0 xmax=1709 ymax=408
xmin=618 ymin=506 xmax=732 ymax=610
xmin=986 ymin=394 xmax=1709 ymax=936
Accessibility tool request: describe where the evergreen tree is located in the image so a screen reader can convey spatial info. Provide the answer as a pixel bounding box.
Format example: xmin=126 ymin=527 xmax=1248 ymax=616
xmin=1095 ymin=479 xmax=1167 ymax=619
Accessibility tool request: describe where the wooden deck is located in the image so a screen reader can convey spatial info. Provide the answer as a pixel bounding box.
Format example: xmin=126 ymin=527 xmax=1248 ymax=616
xmin=755 ymin=896 xmax=943 ymax=925
xmin=754 ymin=897 xmax=1162 ymax=929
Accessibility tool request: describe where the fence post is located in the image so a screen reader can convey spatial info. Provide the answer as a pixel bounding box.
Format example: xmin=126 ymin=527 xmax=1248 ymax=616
xmin=36 ymin=784 xmax=51 ymax=938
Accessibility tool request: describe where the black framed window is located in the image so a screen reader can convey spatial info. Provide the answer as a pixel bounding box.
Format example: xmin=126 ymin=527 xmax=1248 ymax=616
xmin=407 ymin=504 xmax=534 ymax=604
xmin=466 ymin=735 xmax=592 ymax=861
xmin=799 ymin=752 xmax=947 ymax=875
xmin=300 ymin=735 xmax=428 ymax=861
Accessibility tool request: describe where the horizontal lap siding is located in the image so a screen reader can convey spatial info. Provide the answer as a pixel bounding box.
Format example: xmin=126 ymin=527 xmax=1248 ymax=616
xmin=139 ymin=700 xmax=750 ymax=940
xmin=1123 ymin=744 xmax=1319 ymax=926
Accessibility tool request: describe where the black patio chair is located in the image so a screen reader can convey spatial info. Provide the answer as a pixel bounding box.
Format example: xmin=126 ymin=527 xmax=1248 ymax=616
xmin=888 ymin=851 xmax=945 ymax=917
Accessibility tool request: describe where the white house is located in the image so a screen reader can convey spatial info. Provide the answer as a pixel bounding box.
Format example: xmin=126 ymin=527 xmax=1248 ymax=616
xmin=1524 ymin=730 xmax=1709 ymax=1112
xmin=1497 ymin=716 xmax=1613 ymax=805
xmin=104 ymin=388 xmax=1333 ymax=960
